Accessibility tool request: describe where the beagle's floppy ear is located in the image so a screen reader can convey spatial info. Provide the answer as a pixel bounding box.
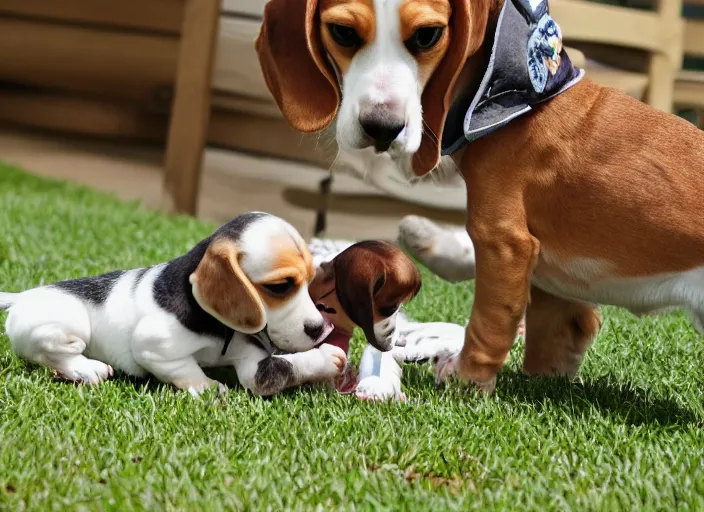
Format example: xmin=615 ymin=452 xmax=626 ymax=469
xmin=333 ymin=241 xmax=422 ymax=351
xmin=413 ymin=0 xmax=493 ymax=176
xmin=256 ymin=0 xmax=340 ymax=133
xmin=189 ymin=240 xmax=266 ymax=334
xmin=333 ymin=245 xmax=388 ymax=351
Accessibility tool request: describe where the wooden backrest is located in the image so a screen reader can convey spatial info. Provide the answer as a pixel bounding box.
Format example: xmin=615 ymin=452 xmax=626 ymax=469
xmin=0 ymin=0 xmax=184 ymax=35
xmin=683 ymin=19 xmax=704 ymax=58
xmin=550 ymin=0 xmax=684 ymax=111
xmin=551 ymin=0 xmax=683 ymax=64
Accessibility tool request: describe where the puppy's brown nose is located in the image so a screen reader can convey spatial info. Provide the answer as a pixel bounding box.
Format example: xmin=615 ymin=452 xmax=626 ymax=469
xmin=304 ymin=320 xmax=326 ymax=340
xmin=359 ymin=103 xmax=405 ymax=152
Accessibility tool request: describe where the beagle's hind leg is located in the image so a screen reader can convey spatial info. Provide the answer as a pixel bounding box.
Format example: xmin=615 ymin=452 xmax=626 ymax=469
xmin=523 ymin=286 xmax=601 ymax=378
xmin=25 ymin=325 xmax=113 ymax=385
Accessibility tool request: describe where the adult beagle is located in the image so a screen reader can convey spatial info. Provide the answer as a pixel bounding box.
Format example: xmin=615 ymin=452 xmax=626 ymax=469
xmin=256 ymin=0 xmax=704 ymax=394
xmin=0 ymin=213 xmax=346 ymax=396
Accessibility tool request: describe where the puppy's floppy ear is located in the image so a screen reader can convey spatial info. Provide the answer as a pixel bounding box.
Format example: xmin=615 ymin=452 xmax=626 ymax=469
xmin=189 ymin=240 xmax=266 ymax=334
xmin=256 ymin=0 xmax=340 ymax=133
xmin=333 ymin=246 xmax=388 ymax=351
xmin=413 ymin=0 xmax=491 ymax=176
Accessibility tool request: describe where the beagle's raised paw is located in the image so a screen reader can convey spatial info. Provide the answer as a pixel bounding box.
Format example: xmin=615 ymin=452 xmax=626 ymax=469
xmin=398 ymin=216 xmax=476 ymax=283
xmin=316 ymin=343 xmax=348 ymax=379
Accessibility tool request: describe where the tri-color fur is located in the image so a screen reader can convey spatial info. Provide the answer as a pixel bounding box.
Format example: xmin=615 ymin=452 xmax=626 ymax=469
xmin=0 ymin=212 xmax=344 ymax=395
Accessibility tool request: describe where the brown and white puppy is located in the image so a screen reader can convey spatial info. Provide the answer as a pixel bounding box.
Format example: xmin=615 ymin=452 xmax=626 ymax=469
xmin=257 ymin=0 xmax=704 ymax=394
xmin=308 ymin=240 xmax=422 ymax=400
xmin=0 ymin=212 xmax=345 ymax=396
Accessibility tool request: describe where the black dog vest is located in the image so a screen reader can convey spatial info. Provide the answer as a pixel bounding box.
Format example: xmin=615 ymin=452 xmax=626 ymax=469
xmin=441 ymin=0 xmax=584 ymax=154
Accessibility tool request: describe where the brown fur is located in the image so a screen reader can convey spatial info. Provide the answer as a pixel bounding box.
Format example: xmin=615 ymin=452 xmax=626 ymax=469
xmin=257 ymin=0 xmax=704 ymax=388
xmin=452 ymin=79 xmax=704 ymax=386
xmin=190 ymin=240 xmax=266 ymax=332
xmin=309 ymin=241 xmax=422 ymax=348
xmin=257 ymin=246 xmax=315 ymax=308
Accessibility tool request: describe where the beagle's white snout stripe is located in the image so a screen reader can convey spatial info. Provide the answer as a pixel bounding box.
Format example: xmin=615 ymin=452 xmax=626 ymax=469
xmin=334 ymin=0 xmax=424 ymax=158
xmin=0 ymin=212 xmax=330 ymax=395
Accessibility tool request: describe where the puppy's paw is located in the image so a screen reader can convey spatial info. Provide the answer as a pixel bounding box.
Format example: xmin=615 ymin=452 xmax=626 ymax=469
xmin=56 ymin=358 xmax=114 ymax=386
xmin=355 ymin=376 xmax=406 ymax=402
xmin=174 ymin=378 xmax=227 ymax=397
xmin=392 ymin=322 xmax=465 ymax=363
xmin=432 ymin=350 xmax=496 ymax=395
xmin=317 ymin=343 xmax=348 ymax=378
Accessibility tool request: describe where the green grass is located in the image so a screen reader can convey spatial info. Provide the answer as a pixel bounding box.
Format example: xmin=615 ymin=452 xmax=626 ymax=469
xmin=1 ymin=163 xmax=704 ymax=511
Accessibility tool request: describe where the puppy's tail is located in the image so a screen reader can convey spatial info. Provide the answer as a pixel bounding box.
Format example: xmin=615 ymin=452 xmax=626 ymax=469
xmin=0 ymin=292 xmax=18 ymax=310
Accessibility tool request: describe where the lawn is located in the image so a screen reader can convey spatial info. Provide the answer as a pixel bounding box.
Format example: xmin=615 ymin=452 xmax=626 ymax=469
xmin=0 ymin=162 xmax=703 ymax=511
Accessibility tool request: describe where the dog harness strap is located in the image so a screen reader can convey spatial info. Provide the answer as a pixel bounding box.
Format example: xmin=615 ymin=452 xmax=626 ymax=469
xmin=221 ymin=327 xmax=236 ymax=355
xmin=441 ymin=0 xmax=583 ymax=155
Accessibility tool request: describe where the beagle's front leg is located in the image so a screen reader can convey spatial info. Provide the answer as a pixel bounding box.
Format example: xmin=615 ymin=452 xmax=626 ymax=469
xmin=229 ymin=338 xmax=347 ymax=396
xmin=434 ymin=181 xmax=539 ymax=393
xmin=131 ymin=319 xmax=227 ymax=396
xmin=355 ymin=345 xmax=405 ymax=402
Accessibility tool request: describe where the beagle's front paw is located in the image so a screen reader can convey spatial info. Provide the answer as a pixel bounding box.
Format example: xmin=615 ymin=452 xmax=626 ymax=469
xmin=432 ymin=350 xmax=496 ymax=395
xmin=355 ymin=376 xmax=406 ymax=402
xmin=174 ymin=378 xmax=228 ymax=397
xmin=316 ymin=343 xmax=348 ymax=379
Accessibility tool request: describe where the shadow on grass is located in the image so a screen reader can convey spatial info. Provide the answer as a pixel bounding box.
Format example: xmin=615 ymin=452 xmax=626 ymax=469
xmin=496 ymin=369 xmax=703 ymax=427
xmin=29 ymin=356 xmax=702 ymax=426
xmin=401 ymin=363 xmax=702 ymax=427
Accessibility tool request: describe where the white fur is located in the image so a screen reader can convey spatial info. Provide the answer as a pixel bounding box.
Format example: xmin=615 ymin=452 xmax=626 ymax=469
xmin=1 ymin=215 xmax=330 ymax=394
xmin=335 ymin=0 xmax=423 ymax=157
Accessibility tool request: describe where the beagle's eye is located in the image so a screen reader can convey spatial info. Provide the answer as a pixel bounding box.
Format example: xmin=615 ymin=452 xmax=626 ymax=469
xmin=328 ymin=24 xmax=362 ymax=48
xmin=262 ymin=278 xmax=295 ymax=296
xmin=378 ymin=306 xmax=398 ymax=318
xmin=405 ymin=26 xmax=444 ymax=54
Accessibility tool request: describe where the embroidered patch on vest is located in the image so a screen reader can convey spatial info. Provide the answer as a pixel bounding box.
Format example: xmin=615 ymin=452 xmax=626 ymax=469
xmin=527 ymin=14 xmax=563 ymax=93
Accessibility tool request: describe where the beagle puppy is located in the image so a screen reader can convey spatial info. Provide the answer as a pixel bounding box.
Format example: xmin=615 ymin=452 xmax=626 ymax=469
xmin=0 ymin=212 xmax=347 ymax=396
xmin=257 ymin=0 xmax=704 ymax=394
xmin=308 ymin=240 xmax=423 ymax=401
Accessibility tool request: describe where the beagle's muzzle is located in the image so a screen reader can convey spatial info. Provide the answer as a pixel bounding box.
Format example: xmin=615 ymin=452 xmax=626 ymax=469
xmin=256 ymin=0 xmax=467 ymax=164
xmin=0 ymin=212 xmax=331 ymax=394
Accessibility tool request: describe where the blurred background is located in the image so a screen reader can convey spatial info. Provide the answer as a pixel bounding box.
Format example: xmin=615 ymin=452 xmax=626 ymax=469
xmin=0 ymin=0 xmax=700 ymax=240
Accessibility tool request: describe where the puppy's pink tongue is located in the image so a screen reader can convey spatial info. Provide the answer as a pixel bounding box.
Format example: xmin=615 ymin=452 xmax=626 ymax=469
xmin=320 ymin=327 xmax=357 ymax=393
xmin=322 ymin=327 xmax=352 ymax=354
xmin=314 ymin=322 xmax=335 ymax=346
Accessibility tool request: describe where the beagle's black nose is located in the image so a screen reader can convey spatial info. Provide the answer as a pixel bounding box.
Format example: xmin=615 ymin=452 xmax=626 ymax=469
xmin=359 ymin=103 xmax=405 ymax=152
xmin=361 ymin=119 xmax=404 ymax=152
xmin=304 ymin=320 xmax=326 ymax=340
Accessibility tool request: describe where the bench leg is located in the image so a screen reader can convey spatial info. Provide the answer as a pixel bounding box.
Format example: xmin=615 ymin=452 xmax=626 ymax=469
xmin=162 ymin=0 xmax=221 ymax=215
